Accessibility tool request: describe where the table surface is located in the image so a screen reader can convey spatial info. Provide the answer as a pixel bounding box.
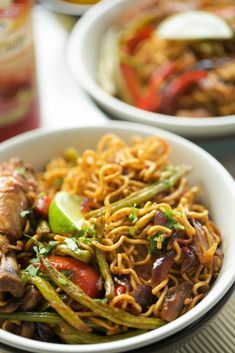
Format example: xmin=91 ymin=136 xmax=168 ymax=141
xmin=0 ymin=4 xmax=234 ymax=353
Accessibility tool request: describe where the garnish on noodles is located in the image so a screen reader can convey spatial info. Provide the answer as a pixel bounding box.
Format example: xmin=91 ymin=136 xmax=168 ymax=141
xmin=0 ymin=134 xmax=223 ymax=343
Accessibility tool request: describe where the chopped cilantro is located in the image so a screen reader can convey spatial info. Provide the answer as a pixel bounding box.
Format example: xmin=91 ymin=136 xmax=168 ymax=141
xmin=33 ymin=245 xmax=41 ymax=261
xmin=160 ymin=207 xmax=181 ymax=218
xmin=78 ymin=236 xmax=92 ymax=246
xmin=160 ymin=207 xmax=185 ymax=231
xmin=25 ymin=264 xmax=39 ymax=277
xmin=33 ymin=241 xmax=57 ymax=261
xmin=65 ymin=238 xmax=79 ymax=252
xmin=128 ymin=206 xmax=139 ymax=223
xmin=14 ymin=167 xmax=27 ymax=178
xmin=172 ymin=222 xmax=185 ymax=231
xmin=76 ymin=225 xmax=96 ymax=238
xmin=20 ymin=209 xmax=32 ymax=218
xmin=149 ymin=234 xmax=164 ymax=255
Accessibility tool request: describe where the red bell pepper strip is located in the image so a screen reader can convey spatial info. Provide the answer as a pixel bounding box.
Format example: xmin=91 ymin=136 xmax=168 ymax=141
xmin=161 ymin=70 xmax=208 ymax=115
xmin=137 ymin=62 xmax=177 ymax=112
xmin=125 ymin=25 xmax=154 ymax=54
xmin=120 ymin=63 xmax=141 ymax=104
xmin=47 ymin=255 xmax=101 ymax=298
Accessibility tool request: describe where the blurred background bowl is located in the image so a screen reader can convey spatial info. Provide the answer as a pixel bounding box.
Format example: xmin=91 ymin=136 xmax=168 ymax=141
xmin=68 ymin=0 xmax=235 ymax=137
xmin=38 ymin=0 xmax=101 ymax=15
xmin=0 ymin=121 xmax=234 ymax=353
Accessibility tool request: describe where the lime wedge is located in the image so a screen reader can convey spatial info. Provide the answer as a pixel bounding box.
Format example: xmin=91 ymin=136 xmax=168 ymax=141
xmin=49 ymin=191 xmax=84 ymax=235
xmin=156 ymin=10 xmax=233 ymax=40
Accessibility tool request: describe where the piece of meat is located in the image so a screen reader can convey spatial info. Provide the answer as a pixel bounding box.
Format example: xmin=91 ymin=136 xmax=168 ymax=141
xmin=0 ymin=176 xmax=28 ymax=241
xmin=0 ymin=251 xmax=24 ymax=298
xmin=160 ymin=281 xmax=192 ymax=322
xmin=154 ymin=210 xmax=168 ymax=226
xmin=130 ymin=285 xmax=155 ymax=311
xmin=19 ymin=285 xmax=42 ymax=311
xmin=151 ymin=251 xmax=175 ymax=287
xmin=0 ymin=158 xmax=37 ymax=192
xmin=181 ymin=247 xmax=198 ymax=274
xmin=0 ymin=158 xmax=37 ymax=241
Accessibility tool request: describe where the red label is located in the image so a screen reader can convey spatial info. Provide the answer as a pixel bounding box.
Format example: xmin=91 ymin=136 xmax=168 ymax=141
xmin=0 ymin=5 xmax=23 ymax=19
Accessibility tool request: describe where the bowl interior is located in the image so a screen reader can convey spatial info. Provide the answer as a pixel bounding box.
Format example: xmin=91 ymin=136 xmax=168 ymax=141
xmin=68 ymin=0 xmax=235 ymax=137
xmin=0 ymin=123 xmax=234 ymax=353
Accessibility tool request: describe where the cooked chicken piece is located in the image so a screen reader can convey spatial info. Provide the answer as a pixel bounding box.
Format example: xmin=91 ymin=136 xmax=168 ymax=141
xmin=0 ymin=158 xmax=37 ymax=241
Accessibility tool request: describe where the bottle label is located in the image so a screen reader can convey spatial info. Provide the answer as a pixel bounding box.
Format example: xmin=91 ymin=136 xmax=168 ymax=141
xmin=0 ymin=1 xmax=36 ymax=128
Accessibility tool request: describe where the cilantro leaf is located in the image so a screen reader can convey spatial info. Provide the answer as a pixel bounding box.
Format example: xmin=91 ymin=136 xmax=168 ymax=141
xmin=64 ymin=238 xmax=78 ymax=251
xmin=149 ymin=236 xmax=162 ymax=255
xmin=149 ymin=233 xmax=165 ymax=255
xmin=33 ymin=241 xmax=57 ymax=261
xmin=128 ymin=206 xmax=139 ymax=223
xmin=25 ymin=264 xmax=39 ymax=277
xmin=20 ymin=209 xmax=32 ymax=218
xmin=76 ymin=225 xmax=96 ymax=238
xmin=14 ymin=167 xmax=27 ymax=178
xmin=160 ymin=207 xmax=185 ymax=231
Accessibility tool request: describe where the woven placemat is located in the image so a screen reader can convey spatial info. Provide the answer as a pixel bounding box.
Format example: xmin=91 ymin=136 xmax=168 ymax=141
xmin=0 ymin=294 xmax=234 ymax=353
xmin=176 ymin=293 xmax=235 ymax=353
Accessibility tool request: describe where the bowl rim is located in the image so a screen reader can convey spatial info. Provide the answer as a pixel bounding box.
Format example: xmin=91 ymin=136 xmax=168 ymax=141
xmin=67 ymin=0 xmax=235 ymax=135
xmin=0 ymin=121 xmax=234 ymax=353
xmin=38 ymin=0 xmax=93 ymax=15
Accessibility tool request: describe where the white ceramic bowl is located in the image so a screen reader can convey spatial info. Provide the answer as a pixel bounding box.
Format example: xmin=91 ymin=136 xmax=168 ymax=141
xmin=39 ymin=0 xmax=99 ymax=15
xmin=0 ymin=121 xmax=234 ymax=353
xmin=68 ymin=0 xmax=235 ymax=138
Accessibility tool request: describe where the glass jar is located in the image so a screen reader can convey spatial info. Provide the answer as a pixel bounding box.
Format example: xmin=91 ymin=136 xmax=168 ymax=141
xmin=0 ymin=0 xmax=40 ymax=141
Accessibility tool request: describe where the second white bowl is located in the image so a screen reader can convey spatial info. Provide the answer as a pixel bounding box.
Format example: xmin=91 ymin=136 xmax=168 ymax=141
xmin=68 ymin=0 xmax=235 ymax=137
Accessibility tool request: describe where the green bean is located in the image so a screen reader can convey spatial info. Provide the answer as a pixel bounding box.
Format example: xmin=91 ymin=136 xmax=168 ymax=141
xmin=0 ymin=311 xmax=146 ymax=344
xmin=0 ymin=312 xmax=61 ymax=324
xmin=95 ymin=247 xmax=114 ymax=299
xmin=54 ymin=244 xmax=91 ymax=263
xmin=42 ymin=258 xmax=165 ymax=330
xmin=95 ymin=217 xmax=114 ymax=299
xmin=28 ymin=275 xmax=90 ymax=333
xmin=55 ymin=321 xmax=147 ymax=344
xmin=86 ymin=165 xmax=191 ymax=218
